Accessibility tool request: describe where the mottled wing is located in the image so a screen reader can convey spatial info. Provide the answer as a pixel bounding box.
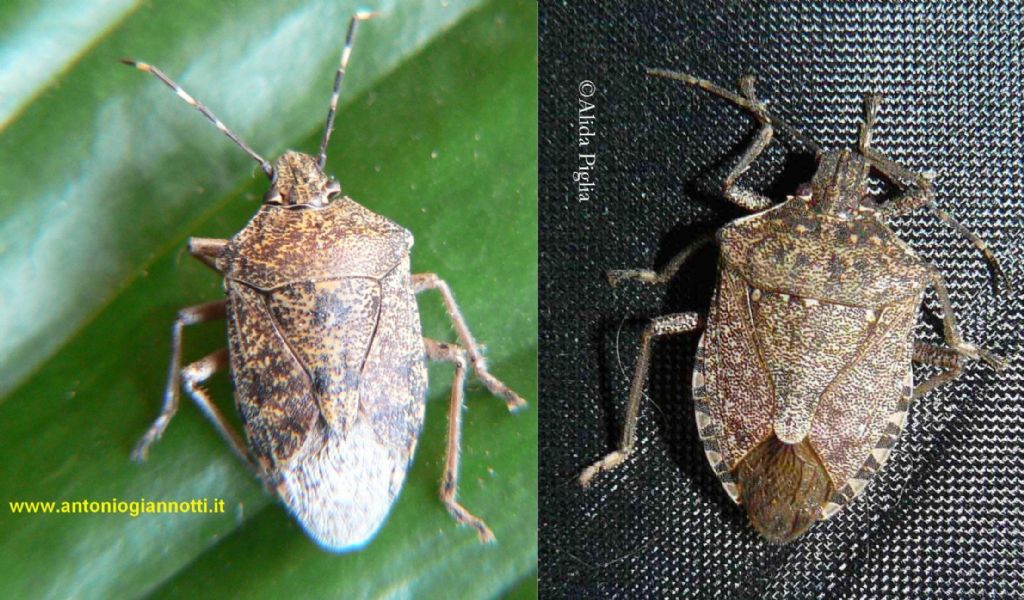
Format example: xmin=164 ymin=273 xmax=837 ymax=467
xmin=226 ymin=282 xmax=319 ymax=472
xmin=695 ymin=265 xmax=919 ymax=517
xmin=750 ymin=289 xmax=874 ymax=443
xmin=693 ymin=266 xmax=775 ymax=502
xmin=814 ymin=301 xmax=918 ymax=517
xmin=265 ymin=279 xmax=382 ymax=434
xmin=356 ymin=261 xmax=428 ymax=457
xmin=272 ymin=261 xmax=428 ymax=551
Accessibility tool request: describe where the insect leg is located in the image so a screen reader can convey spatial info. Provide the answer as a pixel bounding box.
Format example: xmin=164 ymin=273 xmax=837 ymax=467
xmin=178 ymin=349 xmax=259 ymax=475
xmin=871 ymin=149 xmax=1008 ymax=289
xmin=646 ymin=70 xmax=823 ymax=211
xmin=132 ymin=300 xmax=226 ymax=461
xmin=858 ymin=93 xmax=933 ymax=217
xmin=860 ymin=95 xmax=1009 ymax=290
xmin=188 ymin=237 xmax=227 ymax=272
xmin=929 ymin=204 xmax=1010 ymax=292
xmin=646 ymin=69 xmax=820 ymax=152
xmin=413 ymin=273 xmax=526 ymax=411
xmin=912 ymin=342 xmax=964 ymax=397
xmin=716 ymin=75 xmax=778 ymax=212
xmin=928 ymin=270 xmax=1007 ymax=371
xmin=424 ymin=337 xmax=495 ymax=543
xmin=579 ymin=312 xmax=703 ymax=487
xmin=607 ymin=233 xmax=715 ymax=286
xmin=860 ymin=100 xmax=935 ymax=220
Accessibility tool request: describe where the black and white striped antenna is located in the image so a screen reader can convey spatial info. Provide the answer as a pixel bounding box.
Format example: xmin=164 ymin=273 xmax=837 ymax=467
xmin=121 ymin=58 xmax=274 ymax=179
xmin=317 ymin=11 xmax=378 ymax=169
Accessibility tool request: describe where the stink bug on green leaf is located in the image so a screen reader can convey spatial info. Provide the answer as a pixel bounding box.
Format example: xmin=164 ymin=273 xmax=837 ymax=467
xmin=126 ymin=13 xmax=526 ymax=553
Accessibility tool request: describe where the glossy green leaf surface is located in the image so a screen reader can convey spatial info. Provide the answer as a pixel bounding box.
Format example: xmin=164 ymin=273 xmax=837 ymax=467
xmin=0 ymin=0 xmax=537 ymax=598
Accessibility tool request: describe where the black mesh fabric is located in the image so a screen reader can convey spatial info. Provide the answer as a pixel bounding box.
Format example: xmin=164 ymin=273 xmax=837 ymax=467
xmin=539 ymin=2 xmax=1023 ymax=598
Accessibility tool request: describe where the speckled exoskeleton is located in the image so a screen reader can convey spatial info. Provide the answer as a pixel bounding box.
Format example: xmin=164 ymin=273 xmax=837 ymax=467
xmin=127 ymin=14 xmax=525 ymax=552
xmin=580 ymin=70 xmax=1007 ymax=543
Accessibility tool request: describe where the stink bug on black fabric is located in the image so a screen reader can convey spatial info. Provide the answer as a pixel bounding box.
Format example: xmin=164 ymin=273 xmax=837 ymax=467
xmin=126 ymin=13 xmax=525 ymax=552
xmin=580 ymin=70 xmax=1007 ymax=543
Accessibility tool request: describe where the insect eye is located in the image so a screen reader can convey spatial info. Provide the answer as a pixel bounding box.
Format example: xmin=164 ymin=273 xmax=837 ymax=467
xmin=263 ymin=189 xmax=283 ymax=204
xmin=326 ymin=179 xmax=342 ymax=199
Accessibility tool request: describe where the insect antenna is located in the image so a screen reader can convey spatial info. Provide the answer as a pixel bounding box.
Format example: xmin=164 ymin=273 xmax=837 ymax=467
xmin=646 ymin=68 xmax=821 ymax=153
xmin=928 ymin=201 xmax=1013 ymax=293
xmin=120 ymin=59 xmax=274 ymax=179
xmin=318 ymin=11 xmax=378 ymax=170
xmin=858 ymin=92 xmax=881 ymax=152
xmin=859 ymin=94 xmax=1011 ymax=293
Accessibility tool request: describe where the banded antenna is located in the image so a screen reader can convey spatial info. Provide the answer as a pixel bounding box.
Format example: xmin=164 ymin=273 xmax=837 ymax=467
xmin=859 ymin=92 xmax=1011 ymax=292
xmin=318 ymin=11 xmax=378 ymax=169
xmin=121 ymin=59 xmax=274 ymax=179
xmin=929 ymin=201 xmax=1011 ymax=293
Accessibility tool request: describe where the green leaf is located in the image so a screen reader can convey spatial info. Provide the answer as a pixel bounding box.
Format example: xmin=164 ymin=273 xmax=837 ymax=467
xmin=0 ymin=0 xmax=537 ymax=598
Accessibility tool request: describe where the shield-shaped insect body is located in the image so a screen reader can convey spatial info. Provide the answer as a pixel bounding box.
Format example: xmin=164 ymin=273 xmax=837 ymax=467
xmin=695 ymin=194 xmax=932 ymax=540
xmin=219 ymin=153 xmax=427 ymax=547
xmin=580 ymin=71 xmax=1006 ymax=543
xmin=128 ymin=14 xmax=525 ymax=553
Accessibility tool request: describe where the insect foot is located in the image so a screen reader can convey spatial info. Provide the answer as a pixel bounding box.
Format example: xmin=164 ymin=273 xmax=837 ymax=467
xmin=126 ymin=12 xmax=525 ymax=553
xmin=581 ymin=68 xmax=1007 ymax=543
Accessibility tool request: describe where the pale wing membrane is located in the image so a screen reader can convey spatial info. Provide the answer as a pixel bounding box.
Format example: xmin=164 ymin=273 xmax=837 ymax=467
xmin=264 ymin=264 xmax=428 ymax=548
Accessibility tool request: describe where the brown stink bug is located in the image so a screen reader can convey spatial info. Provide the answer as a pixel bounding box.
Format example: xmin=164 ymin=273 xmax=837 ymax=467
xmin=125 ymin=13 xmax=525 ymax=552
xmin=580 ymin=70 xmax=1008 ymax=543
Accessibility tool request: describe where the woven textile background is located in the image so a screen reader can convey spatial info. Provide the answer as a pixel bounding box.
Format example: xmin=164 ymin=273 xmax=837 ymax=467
xmin=538 ymin=2 xmax=1023 ymax=598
